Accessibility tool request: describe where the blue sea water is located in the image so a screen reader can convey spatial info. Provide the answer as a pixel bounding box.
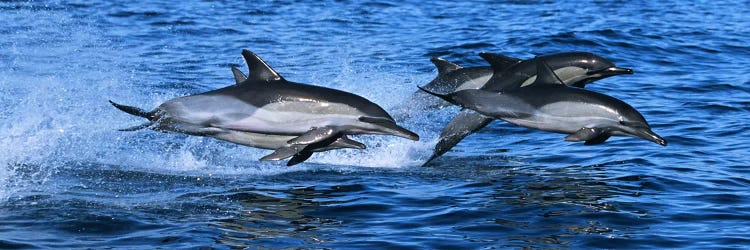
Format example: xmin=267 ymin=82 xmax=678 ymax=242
xmin=1 ymin=0 xmax=749 ymax=248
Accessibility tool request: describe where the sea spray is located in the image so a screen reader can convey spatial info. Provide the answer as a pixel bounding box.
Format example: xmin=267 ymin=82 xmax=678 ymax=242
xmin=0 ymin=2 xmax=451 ymax=203
xmin=0 ymin=4 xmax=132 ymax=201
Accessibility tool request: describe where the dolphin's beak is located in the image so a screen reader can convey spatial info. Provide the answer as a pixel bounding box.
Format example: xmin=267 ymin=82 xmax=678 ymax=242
xmin=634 ymin=129 xmax=667 ymax=146
xmin=387 ymin=125 xmax=420 ymax=141
xmin=588 ymin=67 xmax=634 ymax=76
xmin=360 ymin=116 xmax=420 ymax=141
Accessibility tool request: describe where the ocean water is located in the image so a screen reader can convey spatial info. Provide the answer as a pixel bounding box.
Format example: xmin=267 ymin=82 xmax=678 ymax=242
xmin=1 ymin=0 xmax=749 ymax=248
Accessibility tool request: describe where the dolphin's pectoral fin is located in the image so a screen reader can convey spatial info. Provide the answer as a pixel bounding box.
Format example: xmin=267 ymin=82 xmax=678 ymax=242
xmin=584 ymin=134 xmax=611 ymax=145
xmin=118 ymin=122 xmax=155 ymax=131
xmin=287 ymin=151 xmax=314 ymax=166
xmin=564 ymin=128 xmax=604 ymax=142
xmin=359 ymin=116 xmax=420 ymax=141
xmin=331 ymin=135 xmax=366 ymax=149
xmin=267 ymin=129 xmax=365 ymax=165
xmin=310 ymin=135 xmax=366 ymax=152
xmin=286 ymin=126 xmax=339 ymax=145
xmin=478 ymin=52 xmax=521 ymax=72
xmin=430 ymin=57 xmax=462 ymax=74
xmin=261 ymin=144 xmax=316 ymax=166
xmin=260 ymin=144 xmax=307 ymax=161
xmin=231 ymin=66 xmax=248 ymax=84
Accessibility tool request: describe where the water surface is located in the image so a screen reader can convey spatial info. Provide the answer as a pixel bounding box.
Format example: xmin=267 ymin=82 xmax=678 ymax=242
xmin=1 ymin=0 xmax=749 ymax=248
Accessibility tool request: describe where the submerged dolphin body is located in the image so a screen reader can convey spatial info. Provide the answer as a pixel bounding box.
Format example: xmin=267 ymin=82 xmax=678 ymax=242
xmin=111 ymin=50 xmax=419 ymax=166
xmin=420 ymin=59 xmax=666 ymax=148
xmin=426 ymin=52 xmax=634 ymax=164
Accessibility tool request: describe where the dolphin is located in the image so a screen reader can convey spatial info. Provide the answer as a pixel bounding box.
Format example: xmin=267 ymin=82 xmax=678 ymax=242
xmin=419 ymin=52 xmax=632 ymax=95
xmin=481 ymin=52 xmax=634 ymax=91
xmin=426 ymin=52 xmax=634 ymax=164
xmin=110 ymin=49 xmax=419 ymax=166
xmin=419 ymin=59 xmax=666 ymax=148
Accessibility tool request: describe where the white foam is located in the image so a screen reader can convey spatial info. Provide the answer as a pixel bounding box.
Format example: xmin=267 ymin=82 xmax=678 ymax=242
xmin=0 ymin=7 xmax=136 ymax=202
xmin=0 ymin=6 xmax=449 ymax=203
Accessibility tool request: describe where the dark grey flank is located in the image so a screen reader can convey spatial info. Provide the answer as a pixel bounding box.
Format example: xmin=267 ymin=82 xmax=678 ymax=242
xmin=425 ymin=52 xmax=634 ymax=164
xmin=110 ymin=50 xmax=418 ymax=166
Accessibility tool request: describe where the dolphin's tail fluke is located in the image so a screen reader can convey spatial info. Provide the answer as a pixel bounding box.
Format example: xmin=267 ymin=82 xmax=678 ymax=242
xmin=110 ymin=100 xmax=158 ymax=131
xmin=417 ymin=86 xmax=457 ymax=105
xmin=117 ymin=122 xmax=155 ymax=132
xmin=109 ymin=100 xmax=154 ymax=120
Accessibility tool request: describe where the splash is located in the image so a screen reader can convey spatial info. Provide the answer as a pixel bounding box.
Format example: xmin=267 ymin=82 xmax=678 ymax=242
xmin=0 ymin=4 xmax=135 ymax=201
xmin=304 ymin=60 xmax=443 ymax=167
xmin=0 ymin=2 xmax=451 ymax=203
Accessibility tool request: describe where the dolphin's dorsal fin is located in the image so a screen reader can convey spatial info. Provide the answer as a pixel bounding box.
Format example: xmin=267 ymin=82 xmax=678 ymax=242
xmin=231 ymin=66 xmax=247 ymax=85
xmin=533 ymin=58 xmax=565 ymax=85
xmin=478 ymin=52 xmax=521 ymax=72
xmin=430 ymin=57 xmax=462 ymax=74
xmin=241 ymin=49 xmax=285 ymax=83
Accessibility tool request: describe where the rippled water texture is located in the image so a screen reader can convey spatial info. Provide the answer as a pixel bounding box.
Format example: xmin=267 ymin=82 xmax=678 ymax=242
xmin=1 ymin=0 xmax=749 ymax=248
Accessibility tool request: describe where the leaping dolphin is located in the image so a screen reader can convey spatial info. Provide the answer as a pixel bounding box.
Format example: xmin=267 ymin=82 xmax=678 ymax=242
xmin=419 ymin=59 xmax=666 ymax=148
xmin=110 ymin=50 xmax=419 ymax=166
xmin=426 ymin=52 xmax=634 ymax=164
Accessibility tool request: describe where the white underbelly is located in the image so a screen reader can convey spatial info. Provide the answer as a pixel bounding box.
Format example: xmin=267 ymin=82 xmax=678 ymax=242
xmin=503 ymin=113 xmax=617 ymax=134
xmin=217 ymin=110 xmax=359 ymax=134
xmin=456 ymin=75 xmax=493 ymax=91
xmin=162 ymin=95 xmax=365 ymax=135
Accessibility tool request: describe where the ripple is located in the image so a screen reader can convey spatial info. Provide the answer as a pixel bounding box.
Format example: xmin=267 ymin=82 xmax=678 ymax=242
xmin=0 ymin=240 xmax=38 ymax=249
xmin=150 ymin=20 xmax=197 ymax=26
xmin=109 ymin=10 xmax=161 ymax=18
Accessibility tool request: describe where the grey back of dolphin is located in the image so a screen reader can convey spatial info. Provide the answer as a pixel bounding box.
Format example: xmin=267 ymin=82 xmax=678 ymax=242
xmin=420 ymin=59 xmax=665 ymax=147
xmin=481 ymin=52 xmax=634 ymax=91
xmin=425 ymin=52 xmax=634 ymax=165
